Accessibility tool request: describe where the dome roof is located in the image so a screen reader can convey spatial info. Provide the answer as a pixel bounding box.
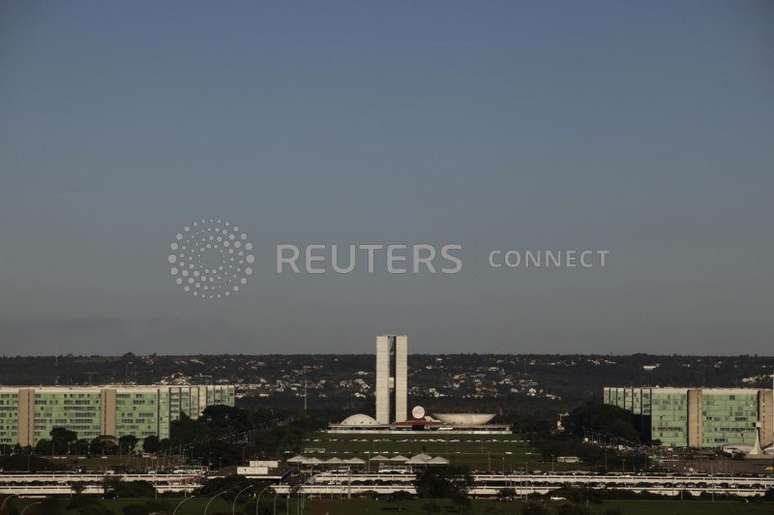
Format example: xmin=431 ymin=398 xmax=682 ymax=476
xmin=340 ymin=413 xmax=379 ymax=426
xmin=432 ymin=413 xmax=496 ymax=426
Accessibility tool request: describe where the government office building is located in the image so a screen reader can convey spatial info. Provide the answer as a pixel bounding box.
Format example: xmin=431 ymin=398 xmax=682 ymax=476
xmin=0 ymin=385 xmax=235 ymax=447
xmin=603 ymin=386 xmax=773 ymax=448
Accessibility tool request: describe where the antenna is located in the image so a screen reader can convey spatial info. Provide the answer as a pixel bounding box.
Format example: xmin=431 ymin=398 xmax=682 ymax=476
xmin=303 ymin=366 xmax=308 ymax=414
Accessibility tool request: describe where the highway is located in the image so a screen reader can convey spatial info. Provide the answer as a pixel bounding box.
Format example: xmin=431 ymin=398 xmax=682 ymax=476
xmin=272 ymin=471 xmax=774 ymax=498
xmin=0 ymin=473 xmax=202 ymax=496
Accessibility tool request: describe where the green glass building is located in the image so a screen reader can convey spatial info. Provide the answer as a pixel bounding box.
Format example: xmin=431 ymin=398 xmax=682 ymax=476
xmin=0 ymin=385 xmax=235 ymax=447
xmin=604 ymin=386 xmax=773 ymax=448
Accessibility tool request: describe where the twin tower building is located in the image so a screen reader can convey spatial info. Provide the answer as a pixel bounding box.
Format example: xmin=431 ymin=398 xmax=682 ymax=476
xmin=375 ymin=335 xmax=408 ymax=424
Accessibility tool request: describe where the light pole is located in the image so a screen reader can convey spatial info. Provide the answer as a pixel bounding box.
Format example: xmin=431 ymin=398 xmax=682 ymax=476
xmin=255 ymin=484 xmax=272 ymax=515
xmin=297 ymin=472 xmax=311 ymax=515
xmin=204 ymin=491 xmax=227 ymax=515
xmin=232 ymin=484 xmax=255 ymax=515
xmin=0 ymin=495 xmax=18 ymax=514
xmin=272 ymin=490 xmax=280 ymax=515
xmin=20 ymin=502 xmax=41 ymax=515
xmin=303 ymin=366 xmax=308 ymax=414
xmin=172 ymin=496 xmax=195 ymax=515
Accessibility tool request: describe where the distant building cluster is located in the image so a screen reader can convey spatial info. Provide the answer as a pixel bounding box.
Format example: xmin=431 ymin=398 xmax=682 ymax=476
xmin=0 ymin=385 xmax=234 ymax=447
xmin=331 ymin=336 xmax=508 ymax=434
xmin=604 ymin=386 xmax=773 ymax=449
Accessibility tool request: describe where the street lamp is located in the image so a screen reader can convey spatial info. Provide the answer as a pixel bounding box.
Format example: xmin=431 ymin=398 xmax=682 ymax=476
xmin=204 ymin=491 xmax=227 ymax=515
xmin=172 ymin=496 xmax=195 ymax=515
xmin=255 ymin=484 xmax=272 ymax=515
xmin=232 ymin=484 xmax=255 ymax=515
xmin=272 ymin=490 xmax=280 ymax=515
xmin=20 ymin=502 xmax=41 ymax=515
xmin=0 ymin=495 xmax=18 ymax=514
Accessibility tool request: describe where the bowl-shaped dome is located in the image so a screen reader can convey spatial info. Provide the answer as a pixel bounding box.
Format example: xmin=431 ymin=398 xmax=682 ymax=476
xmin=340 ymin=413 xmax=379 ymax=426
xmin=432 ymin=413 xmax=495 ymax=426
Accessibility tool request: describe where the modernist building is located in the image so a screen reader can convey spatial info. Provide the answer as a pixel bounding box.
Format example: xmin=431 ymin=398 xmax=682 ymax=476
xmin=329 ymin=335 xmax=509 ymax=434
xmin=604 ymin=386 xmax=773 ymax=448
xmin=375 ymin=335 xmax=408 ymax=424
xmin=0 ymin=385 xmax=234 ymax=447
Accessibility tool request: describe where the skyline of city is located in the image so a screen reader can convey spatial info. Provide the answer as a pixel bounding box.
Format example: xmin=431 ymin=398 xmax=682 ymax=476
xmin=1 ymin=3 xmax=773 ymax=513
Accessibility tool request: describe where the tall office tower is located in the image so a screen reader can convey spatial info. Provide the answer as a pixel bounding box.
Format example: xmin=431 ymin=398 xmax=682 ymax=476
xmin=375 ymin=336 xmax=390 ymax=424
xmin=375 ymin=335 xmax=408 ymax=424
xmin=394 ymin=335 xmax=408 ymax=422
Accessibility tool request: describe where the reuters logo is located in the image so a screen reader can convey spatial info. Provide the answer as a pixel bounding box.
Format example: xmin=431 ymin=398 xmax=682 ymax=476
xmin=168 ymin=218 xmax=254 ymax=300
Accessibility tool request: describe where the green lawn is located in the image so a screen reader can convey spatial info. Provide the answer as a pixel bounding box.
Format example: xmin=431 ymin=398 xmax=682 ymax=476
xmin=11 ymin=497 xmax=234 ymax=515
xmin=10 ymin=497 xmax=773 ymax=515
xmin=302 ymin=433 xmax=575 ymax=472
xmin=303 ymin=498 xmax=774 ymax=515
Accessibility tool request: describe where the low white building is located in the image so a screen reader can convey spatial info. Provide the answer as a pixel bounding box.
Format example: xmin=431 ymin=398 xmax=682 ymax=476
xmin=236 ymin=460 xmax=281 ymax=478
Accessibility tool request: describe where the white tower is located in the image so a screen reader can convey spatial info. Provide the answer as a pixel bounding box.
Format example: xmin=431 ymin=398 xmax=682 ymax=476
xmin=375 ymin=335 xmax=408 ymax=424
xmin=394 ymin=335 xmax=408 ymax=423
xmin=375 ymin=336 xmax=391 ymax=424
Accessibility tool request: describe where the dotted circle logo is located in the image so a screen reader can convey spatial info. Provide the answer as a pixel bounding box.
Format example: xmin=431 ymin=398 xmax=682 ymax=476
xmin=168 ymin=218 xmax=255 ymax=300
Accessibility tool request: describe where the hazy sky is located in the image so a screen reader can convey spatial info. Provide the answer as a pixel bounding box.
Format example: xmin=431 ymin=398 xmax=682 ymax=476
xmin=1 ymin=1 xmax=773 ymax=355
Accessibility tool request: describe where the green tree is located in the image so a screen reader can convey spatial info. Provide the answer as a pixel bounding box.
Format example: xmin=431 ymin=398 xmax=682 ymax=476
xmin=142 ymin=435 xmax=160 ymax=454
xmin=74 ymin=439 xmax=91 ymax=455
xmin=50 ymin=427 xmax=78 ymax=454
xmin=34 ymin=439 xmax=53 ymax=455
xmin=415 ymin=466 xmax=473 ymax=501
xmin=118 ymin=435 xmax=138 ymax=455
xmin=90 ymin=435 xmax=117 ymax=456
xmin=564 ymin=404 xmax=641 ymax=443
xmin=102 ymin=476 xmax=122 ymax=497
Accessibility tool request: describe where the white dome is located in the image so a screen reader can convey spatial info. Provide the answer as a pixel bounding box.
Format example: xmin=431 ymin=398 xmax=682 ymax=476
xmin=340 ymin=413 xmax=379 ymax=426
xmin=432 ymin=413 xmax=495 ymax=426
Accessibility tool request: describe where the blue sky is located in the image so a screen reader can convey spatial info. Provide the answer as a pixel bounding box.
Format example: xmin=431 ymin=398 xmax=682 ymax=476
xmin=0 ymin=1 xmax=772 ymax=355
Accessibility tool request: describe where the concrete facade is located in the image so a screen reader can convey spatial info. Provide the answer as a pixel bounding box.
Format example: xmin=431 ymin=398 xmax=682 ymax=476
xmin=17 ymin=389 xmax=33 ymax=448
xmin=375 ymin=336 xmax=391 ymax=424
xmin=374 ymin=335 xmax=408 ymax=424
xmin=101 ymin=389 xmax=117 ymax=438
xmin=687 ymin=389 xmax=703 ymax=447
xmin=394 ymin=335 xmax=408 ymax=423
xmin=757 ymin=389 xmax=773 ymax=447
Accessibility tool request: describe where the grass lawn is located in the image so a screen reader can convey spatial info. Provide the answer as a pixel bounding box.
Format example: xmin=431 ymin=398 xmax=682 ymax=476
xmin=303 ymin=498 xmax=774 ymax=515
xmin=10 ymin=496 xmax=773 ymax=515
xmin=11 ymin=497 xmax=233 ymax=515
xmin=302 ymin=433 xmax=575 ymax=472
